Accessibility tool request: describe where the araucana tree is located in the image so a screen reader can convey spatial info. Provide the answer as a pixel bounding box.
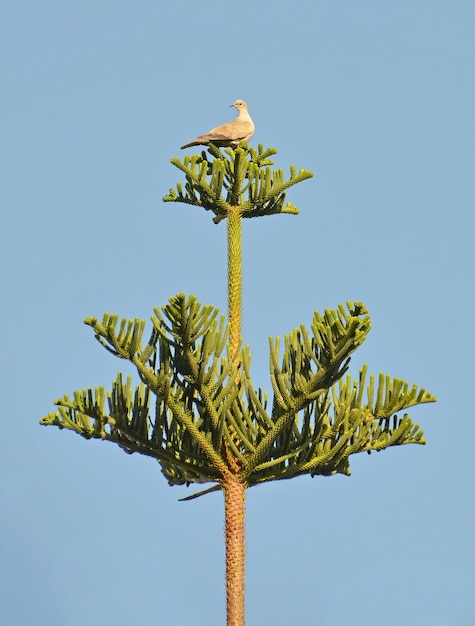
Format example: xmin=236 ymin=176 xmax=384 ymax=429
xmin=42 ymin=143 xmax=436 ymax=626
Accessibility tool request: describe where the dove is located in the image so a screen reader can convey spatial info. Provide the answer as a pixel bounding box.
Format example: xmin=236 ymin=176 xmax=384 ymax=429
xmin=180 ymin=100 xmax=254 ymax=149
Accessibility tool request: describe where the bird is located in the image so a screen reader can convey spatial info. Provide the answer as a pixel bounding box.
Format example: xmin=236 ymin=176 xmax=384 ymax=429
xmin=180 ymin=100 xmax=254 ymax=149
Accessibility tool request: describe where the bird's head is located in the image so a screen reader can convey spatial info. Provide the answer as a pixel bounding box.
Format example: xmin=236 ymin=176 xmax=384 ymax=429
xmin=230 ymin=99 xmax=249 ymax=112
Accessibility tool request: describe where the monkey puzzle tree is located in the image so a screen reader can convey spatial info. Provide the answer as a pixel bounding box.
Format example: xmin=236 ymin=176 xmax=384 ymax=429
xmin=41 ymin=144 xmax=436 ymax=626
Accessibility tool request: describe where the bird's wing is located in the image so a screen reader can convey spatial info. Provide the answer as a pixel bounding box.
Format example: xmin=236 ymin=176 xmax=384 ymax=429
xmin=203 ymin=120 xmax=253 ymax=142
xmin=181 ymin=118 xmax=254 ymax=149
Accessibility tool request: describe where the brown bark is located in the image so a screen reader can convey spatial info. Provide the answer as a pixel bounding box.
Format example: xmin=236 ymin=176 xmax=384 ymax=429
xmin=224 ymin=475 xmax=246 ymax=626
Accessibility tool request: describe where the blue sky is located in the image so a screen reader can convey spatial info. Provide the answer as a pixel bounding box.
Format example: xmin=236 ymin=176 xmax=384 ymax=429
xmin=1 ymin=2 xmax=474 ymax=625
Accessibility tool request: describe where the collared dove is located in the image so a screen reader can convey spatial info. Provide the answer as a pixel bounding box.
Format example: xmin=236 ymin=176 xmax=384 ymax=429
xmin=180 ymin=100 xmax=254 ymax=149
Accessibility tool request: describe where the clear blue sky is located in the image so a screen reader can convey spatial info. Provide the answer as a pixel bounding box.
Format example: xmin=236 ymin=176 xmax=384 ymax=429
xmin=2 ymin=2 xmax=474 ymax=625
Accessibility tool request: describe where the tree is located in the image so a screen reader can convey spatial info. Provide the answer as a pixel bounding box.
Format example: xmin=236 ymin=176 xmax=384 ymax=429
xmin=41 ymin=143 xmax=436 ymax=626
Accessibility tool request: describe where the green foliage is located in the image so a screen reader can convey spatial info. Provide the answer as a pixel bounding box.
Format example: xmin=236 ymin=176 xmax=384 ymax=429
xmin=41 ymin=294 xmax=436 ymax=499
xmin=42 ymin=144 xmax=435 ymax=505
xmin=163 ymin=143 xmax=314 ymax=223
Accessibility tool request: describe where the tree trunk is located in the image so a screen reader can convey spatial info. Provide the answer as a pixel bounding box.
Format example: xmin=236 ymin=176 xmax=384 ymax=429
xmin=224 ymin=475 xmax=246 ymax=626
xmin=227 ymin=206 xmax=242 ymax=360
